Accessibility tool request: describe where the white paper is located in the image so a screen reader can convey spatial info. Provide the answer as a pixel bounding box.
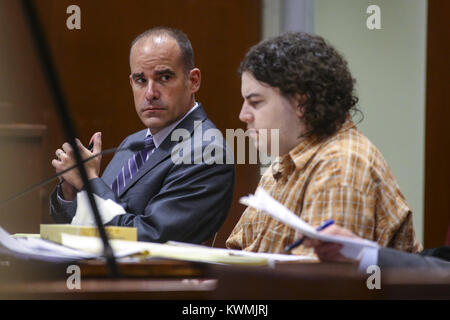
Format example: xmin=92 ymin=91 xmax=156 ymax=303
xmin=167 ymin=241 xmax=315 ymax=263
xmin=240 ymin=188 xmax=378 ymax=260
xmin=0 ymin=226 xmax=98 ymax=262
xmin=61 ymin=233 xmax=144 ymax=258
xmin=61 ymin=234 xmax=308 ymax=266
xmin=71 ymin=191 xmax=126 ymax=226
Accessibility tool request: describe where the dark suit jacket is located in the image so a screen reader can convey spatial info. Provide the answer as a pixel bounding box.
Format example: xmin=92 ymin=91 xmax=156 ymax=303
xmin=50 ymin=105 xmax=235 ymax=243
xmin=379 ymin=247 xmax=450 ymax=275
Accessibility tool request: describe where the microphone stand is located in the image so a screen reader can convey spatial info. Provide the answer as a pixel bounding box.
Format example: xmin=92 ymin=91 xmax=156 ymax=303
xmin=20 ymin=0 xmax=119 ymax=277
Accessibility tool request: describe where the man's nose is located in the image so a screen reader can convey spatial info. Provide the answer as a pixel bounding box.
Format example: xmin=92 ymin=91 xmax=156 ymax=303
xmin=239 ymin=103 xmax=254 ymax=124
xmin=145 ymin=80 xmax=160 ymax=101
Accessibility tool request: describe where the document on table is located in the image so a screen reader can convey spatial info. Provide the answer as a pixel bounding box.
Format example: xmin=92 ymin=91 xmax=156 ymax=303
xmin=61 ymin=234 xmax=314 ymax=266
xmin=0 ymin=226 xmax=142 ymax=263
xmin=167 ymin=241 xmax=315 ymax=263
xmin=0 ymin=222 xmax=313 ymax=265
xmin=0 ymin=226 xmax=98 ymax=262
xmin=240 ymin=188 xmax=379 ymax=260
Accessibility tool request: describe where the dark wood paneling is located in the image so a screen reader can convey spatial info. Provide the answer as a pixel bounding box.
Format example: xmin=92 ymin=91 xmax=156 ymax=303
xmin=0 ymin=0 xmax=62 ymax=232
xmin=1 ymin=0 xmax=261 ymax=245
xmin=424 ymin=0 xmax=450 ymax=248
xmin=0 ymin=124 xmax=47 ymax=233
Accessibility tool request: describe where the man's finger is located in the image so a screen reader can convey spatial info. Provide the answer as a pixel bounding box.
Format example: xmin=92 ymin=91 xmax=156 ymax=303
xmin=319 ymin=250 xmax=343 ymax=262
xmin=88 ymin=135 xmax=95 ymax=149
xmin=75 ymin=138 xmax=88 ymax=151
xmin=73 ymin=138 xmax=94 ymax=158
xmin=92 ymin=132 xmax=102 ymax=154
xmin=302 ymin=238 xmax=313 ymax=248
xmin=55 ymin=149 xmax=65 ymax=159
xmin=316 ymin=243 xmax=342 ymax=257
xmin=303 ymin=238 xmax=321 ymax=248
xmin=62 ymin=142 xmax=73 ymax=154
xmin=51 ymin=159 xmax=62 ymax=169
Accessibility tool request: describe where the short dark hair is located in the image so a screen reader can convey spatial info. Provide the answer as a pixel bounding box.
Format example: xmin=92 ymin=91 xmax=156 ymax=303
xmin=130 ymin=27 xmax=194 ymax=74
xmin=239 ymin=32 xmax=360 ymax=139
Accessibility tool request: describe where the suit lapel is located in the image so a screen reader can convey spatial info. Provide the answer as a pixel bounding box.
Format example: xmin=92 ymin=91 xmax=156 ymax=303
xmin=117 ymin=104 xmax=208 ymax=197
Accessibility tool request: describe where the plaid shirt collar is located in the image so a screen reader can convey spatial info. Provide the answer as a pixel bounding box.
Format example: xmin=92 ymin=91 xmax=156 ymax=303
xmin=271 ymin=119 xmax=356 ymax=180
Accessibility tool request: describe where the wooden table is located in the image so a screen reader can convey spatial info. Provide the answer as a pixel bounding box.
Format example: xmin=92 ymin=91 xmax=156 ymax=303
xmin=0 ymin=254 xmax=449 ymax=300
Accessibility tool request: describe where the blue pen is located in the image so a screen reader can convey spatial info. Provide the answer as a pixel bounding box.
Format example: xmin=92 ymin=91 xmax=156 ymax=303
xmin=283 ymin=219 xmax=335 ymax=252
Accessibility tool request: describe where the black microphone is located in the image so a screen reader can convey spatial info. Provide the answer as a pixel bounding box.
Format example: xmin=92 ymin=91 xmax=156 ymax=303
xmin=0 ymin=141 xmax=145 ymax=208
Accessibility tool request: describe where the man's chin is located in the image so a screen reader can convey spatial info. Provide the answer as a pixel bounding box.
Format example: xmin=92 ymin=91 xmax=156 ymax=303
xmin=249 ymin=135 xmax=267 ymax=151
xmin=256 ymin=141 xmax=278 ymax=157
xmin=141 ymin=119 xmax=165 ymax=133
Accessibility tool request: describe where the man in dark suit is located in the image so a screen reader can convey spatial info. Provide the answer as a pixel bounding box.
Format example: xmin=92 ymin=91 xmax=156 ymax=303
xmin=49 ymin=27 xmax=234 ymax=243
xmin=301 ymin=225 xmax=450 ymax=273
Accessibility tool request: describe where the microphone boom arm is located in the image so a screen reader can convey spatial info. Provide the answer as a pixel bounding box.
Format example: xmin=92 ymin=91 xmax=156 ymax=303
xmin=0 ymin=146 xmax=128 ymax=208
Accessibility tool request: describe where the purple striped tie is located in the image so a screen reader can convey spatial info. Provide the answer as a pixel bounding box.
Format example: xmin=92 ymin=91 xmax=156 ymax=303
xmin=111 ymin=135 xmax=155 ymax=196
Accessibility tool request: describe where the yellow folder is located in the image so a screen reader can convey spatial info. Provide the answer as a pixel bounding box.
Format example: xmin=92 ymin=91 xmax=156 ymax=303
xmin=40 ymin=224 xmax=137 ymax=244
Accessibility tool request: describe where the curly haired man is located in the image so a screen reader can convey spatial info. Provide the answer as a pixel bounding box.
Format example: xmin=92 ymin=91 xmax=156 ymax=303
xmin=226 ymin=32 xmax=422 ymax=256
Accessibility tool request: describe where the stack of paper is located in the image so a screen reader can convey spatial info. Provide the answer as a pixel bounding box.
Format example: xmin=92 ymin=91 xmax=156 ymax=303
xmin=59 ymin=234 xmax=312 ymax=266
xmin=0 ymin=226 xmax=144 ymax=262
xmin=1 ymin=225 xmax=312 ymax=266
xmin=0 ymin=226 xmax=98 ymax=262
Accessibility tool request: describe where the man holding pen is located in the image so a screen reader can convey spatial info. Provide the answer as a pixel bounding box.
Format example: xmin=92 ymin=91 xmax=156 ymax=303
xmin=301 ymin=224 xmax=450 ymax=276
xmin=284 ymin=219 xmax=335 ymax=253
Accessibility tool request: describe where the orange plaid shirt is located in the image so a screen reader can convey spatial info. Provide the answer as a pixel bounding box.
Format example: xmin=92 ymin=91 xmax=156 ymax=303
xmin=226 ymin=120 xmax=422 ymax=256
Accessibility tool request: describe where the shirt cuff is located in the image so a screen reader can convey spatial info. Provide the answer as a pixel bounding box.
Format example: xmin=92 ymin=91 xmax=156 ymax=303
xmin=358 ymin=247 xmax=379 ymax=272
xmin=56 ymin=183 xmax=74 ymax=204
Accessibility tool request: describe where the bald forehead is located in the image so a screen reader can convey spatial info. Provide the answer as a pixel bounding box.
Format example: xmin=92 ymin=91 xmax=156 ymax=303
xmin=130 ymin=34 xmax=182 ymax=65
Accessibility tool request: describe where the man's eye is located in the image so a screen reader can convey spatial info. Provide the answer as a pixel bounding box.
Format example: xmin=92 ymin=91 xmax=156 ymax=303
xmin=160 ymin=74 xmax=171 ymax=81
xmin=249 ymin=100 xmax=261 ymax=107
xmin=135 ymin=78 xmax=146 ymax=84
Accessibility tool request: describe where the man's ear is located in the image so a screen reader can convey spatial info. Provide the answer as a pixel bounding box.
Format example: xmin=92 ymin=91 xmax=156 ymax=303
xmin=293 ymin=93 xmax=307 ymax=118
xmin=129 ymin=74 xmax=133 ymax=87
xmin=188 ymin=68 xmax=201 ymax=94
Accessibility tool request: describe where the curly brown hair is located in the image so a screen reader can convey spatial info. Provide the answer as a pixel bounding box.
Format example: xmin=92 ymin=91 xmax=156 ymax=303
xmin=239 ymin=32 xmax=360 ymax=139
